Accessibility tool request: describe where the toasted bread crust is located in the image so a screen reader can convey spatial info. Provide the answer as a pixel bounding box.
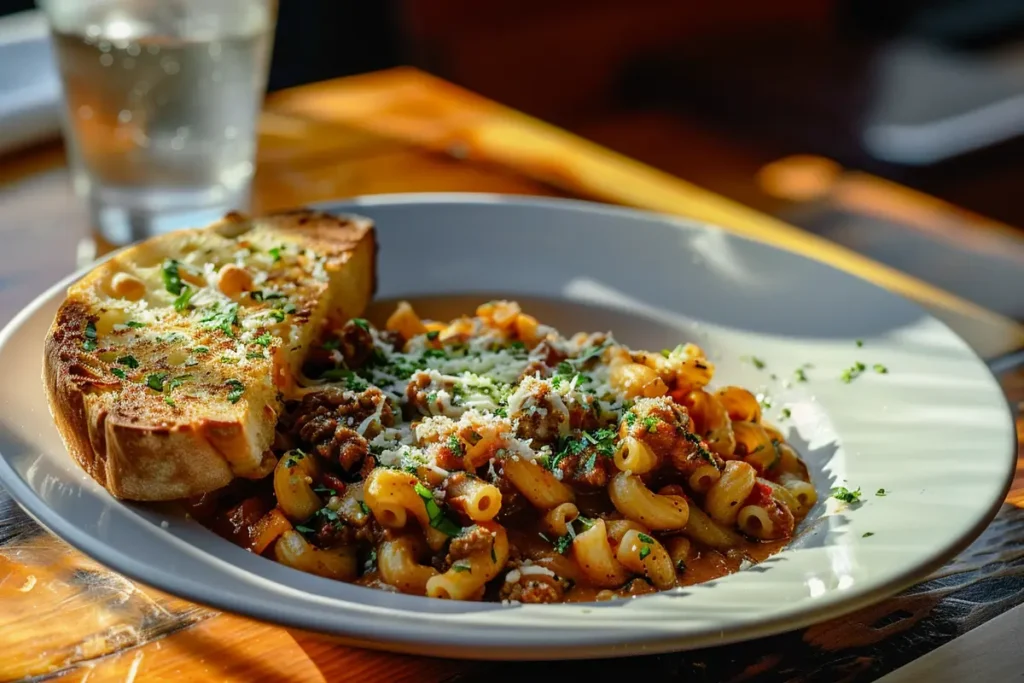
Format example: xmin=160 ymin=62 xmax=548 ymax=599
xmin=44 ymin=210 xmax=376 ymax=501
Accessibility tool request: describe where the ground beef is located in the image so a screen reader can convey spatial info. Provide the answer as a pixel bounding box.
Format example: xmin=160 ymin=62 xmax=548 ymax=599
xmin=517 ymin=360 xmax=552 ymax=382
xmin=337 ymin=319 xmax=376 ymax=368
xmin=554 ymin=448 xmax=611 ymax=490
xmin=510 ymin=380 xmax=568 ymax=445
xmin=283 ymin=387 xmax=394 ymax=471
xmin=499 ymin=576 xmax=565 ymax=604
xmin=625 ymin=396 xmax=723 ymax=475
xmin=446 ymin=524 xmax=496 ymax=564
xmin=531 ymin=340 xmax=568 ymax=368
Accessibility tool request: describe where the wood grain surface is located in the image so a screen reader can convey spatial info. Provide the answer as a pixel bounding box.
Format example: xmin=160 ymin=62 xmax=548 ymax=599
xmin=0 ymin=68 xmax=1022 ymax=683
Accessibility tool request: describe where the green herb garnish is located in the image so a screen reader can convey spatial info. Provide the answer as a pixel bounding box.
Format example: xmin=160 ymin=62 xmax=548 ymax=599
xmin=161 ymin=259 xmax=183 ymax=295
xmin=358 ymin=501 xmax=372 ymax=516
xmin=146 ymin=372 xmax=167 ymax=391
xmin=83 ymin=320 xmax=98 ymax=351
xmin=554 ymin=535 xmax=573 ymax=554
xmin=862 ymin=532 xmax=874 ymax=538
xmin=295 ymin=525 xmax=315 ymax=534
xmin=831 ymin=486 xmax=862 ymax=504
xmin=873 ymin=364 xmax=888 ymax=374
xmin=447 ymin=434 xmax=464 ymax=456
xmin=322 ymin=338 xmax=339 ymax=350
xmin=173 ymin=285 xmax=193 ymax=312
xmin=225 ymin=379 xmax=245 ymax=404
xmin=426 ymin=330 xmax=440 ymax=341
xmin=111 ymin=368 xmax=126 ymax=380
xmin=125 ymin=321 xmax=146 ymax=328
xmin=876 ymin=488 xmax=887 ymax=496
xmin=268 ymin=246 xmax=283 ymax=262
xmin=413 ymin=482 xmax=462 ymax=536
xmin=351 ymin=318 xmax=370 ymax=331
xmin=200 ymin=302 xmax=240 ymax=337
xmin=743 ymin=356 xmax=766 ymax=369
xmin=452 ymin=561 xmax=472 ymax=573
xmin=794 ymin=368 xmax=808 ymax=382
xmin=116 ymin=355 xmax=139 ymax=369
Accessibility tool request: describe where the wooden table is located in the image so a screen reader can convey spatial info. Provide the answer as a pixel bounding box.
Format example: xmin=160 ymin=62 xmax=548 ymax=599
xmin=0 ymin=67 xmax=1022 ymax=682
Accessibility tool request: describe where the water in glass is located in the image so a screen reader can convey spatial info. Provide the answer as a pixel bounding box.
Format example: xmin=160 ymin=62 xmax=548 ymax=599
xmin=41 ymin=0 xmax=275 ymax=244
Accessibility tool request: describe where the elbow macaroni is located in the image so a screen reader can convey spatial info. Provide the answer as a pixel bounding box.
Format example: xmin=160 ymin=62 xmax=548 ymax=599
xmin=203 ymin=301 xmax=818 ymax=601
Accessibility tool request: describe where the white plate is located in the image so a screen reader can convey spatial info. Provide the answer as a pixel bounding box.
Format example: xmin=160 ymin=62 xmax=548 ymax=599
xmin=0 ymin=194 xmax=1015 ymax=659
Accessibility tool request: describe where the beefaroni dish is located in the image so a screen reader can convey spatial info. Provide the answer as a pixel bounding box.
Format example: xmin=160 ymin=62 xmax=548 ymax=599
xmin=194 ymin=300 xmax=817 ymax=602
xmin=45 ymin=211 xmax=816 ymax=603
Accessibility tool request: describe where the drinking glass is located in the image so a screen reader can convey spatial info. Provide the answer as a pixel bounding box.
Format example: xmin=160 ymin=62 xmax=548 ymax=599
xmin=38 ymin=0 xmax=277 ymax=245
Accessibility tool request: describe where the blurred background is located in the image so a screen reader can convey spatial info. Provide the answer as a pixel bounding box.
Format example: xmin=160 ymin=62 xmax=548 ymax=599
xmin=1 ymin=0 xmax=1023 ymax=317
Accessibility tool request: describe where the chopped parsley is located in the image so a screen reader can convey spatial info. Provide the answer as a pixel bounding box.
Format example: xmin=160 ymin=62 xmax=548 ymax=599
xmin=321 ymin=368 xmax=369 ymax=391
xmin=82 ymin=320 xmax=98 ymax=351
xmin=322 ymin=338 xmax=339 ymax=350
xmin=581 ymin=452 xmax=598 ymax=472
xmin=758 ymin=393 xmax=772 ymax=410
xmin=145 ymin=372 xmax=167 ymax=391
xmin=452 ymin=561 xmax=472 ymax=573
xmin=193 ymin=346 xmax=209 ymax=354
xmin=254 ymin=332 xmax=274 ymax=347
xmin=173 ymin=285 xmax=193 ymax=312
xmin=313 ymin=485 xmax=337 ymax=496
xmin=268 ymin=246 xmax=283 ymax=262
xmin=351 ymin=318 xmax=370 ymax=331
xmin=862 ymin=532 xmax=874 ymax=538
xmin=161 ymin=259 xmax=184 ymax=295
xmin=220 ymin=355 xmax=240 ymax=364
xmin=625 ymin=412 xmax=637 ymax=427
xmin=200 ymin=303 xmax=240 ymax=337
xmin=125 ymin=321 xmax=146 ymax=328
xmin=295 ymin=525 xmax=315 ymax=535
xmin=831 ymin=486 xmax=862 ymax=504
xmin=413 ymin=482 xmax=462 ymax=536
xmin=267 ymin=309 xmax=286 ymax=323
xmin=840 ymin=361 xmax=868 ymax=383
xmin=358 ymin=501 xmax=372 ymax=516
xmin=283 ymin=450 xmax=305 ymax=468
xmin=554 ymin=534 xmax=573 ymax=554
xmin=780 ymin=408 xmax=792 ymax=420
xmin=447 ymin=435 xmax=464 ymax=457
xmin=426 ymin=330 xmax=440 ymax=341
xmin=111 ymin=367 xmax=126 ymax=380
xmin=116 ymin=355 xmax=139 ymax=369
xmin=247 ymin=351 xmax=265 ymax=360
xmin=794 ymin=368 xmax=808 ymax=382
xmin=743 ymin=356 xmax=766 ymax=370
xmin=856 ymin=339 xmax=864 ymax=347
xmin=250 ymin=290 xmax=285 ymax=303
xmin=167 ymin=375 xmax=192 ymax=391
xmin=637 ymin=533 xmax=654 ymax=560
xmin=642 ymin=415 xmax=660 ymax=433
xmin=682 ymin=431 xmax=716 ymax=463
xmin=164 ymin=396 xmax=176 ymax=407
xmin=873 ymin=364 xmax=888 ymax=374
xmin=225 ymin=379 xmax=245 ymax=404
xmin=876 ymin=488 xmax=888 ymax=497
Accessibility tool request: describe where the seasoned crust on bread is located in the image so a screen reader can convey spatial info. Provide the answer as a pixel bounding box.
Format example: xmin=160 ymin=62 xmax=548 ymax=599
xmin=44 ymin=210 xmax=376 ymax=501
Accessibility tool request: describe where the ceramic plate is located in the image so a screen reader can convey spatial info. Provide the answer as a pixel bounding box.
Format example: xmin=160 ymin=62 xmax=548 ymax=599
xmin=0 ymin=195 xmax=1015 ymax=659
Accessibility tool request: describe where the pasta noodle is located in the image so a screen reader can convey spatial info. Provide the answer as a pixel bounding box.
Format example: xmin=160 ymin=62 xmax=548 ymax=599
xmin=198 ymin=301 xmax=818 ymax=602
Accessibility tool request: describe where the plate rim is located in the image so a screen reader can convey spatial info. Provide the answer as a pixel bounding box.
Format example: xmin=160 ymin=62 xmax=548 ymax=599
xmin=0 ymin=192 xmax=1017 ymax=659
